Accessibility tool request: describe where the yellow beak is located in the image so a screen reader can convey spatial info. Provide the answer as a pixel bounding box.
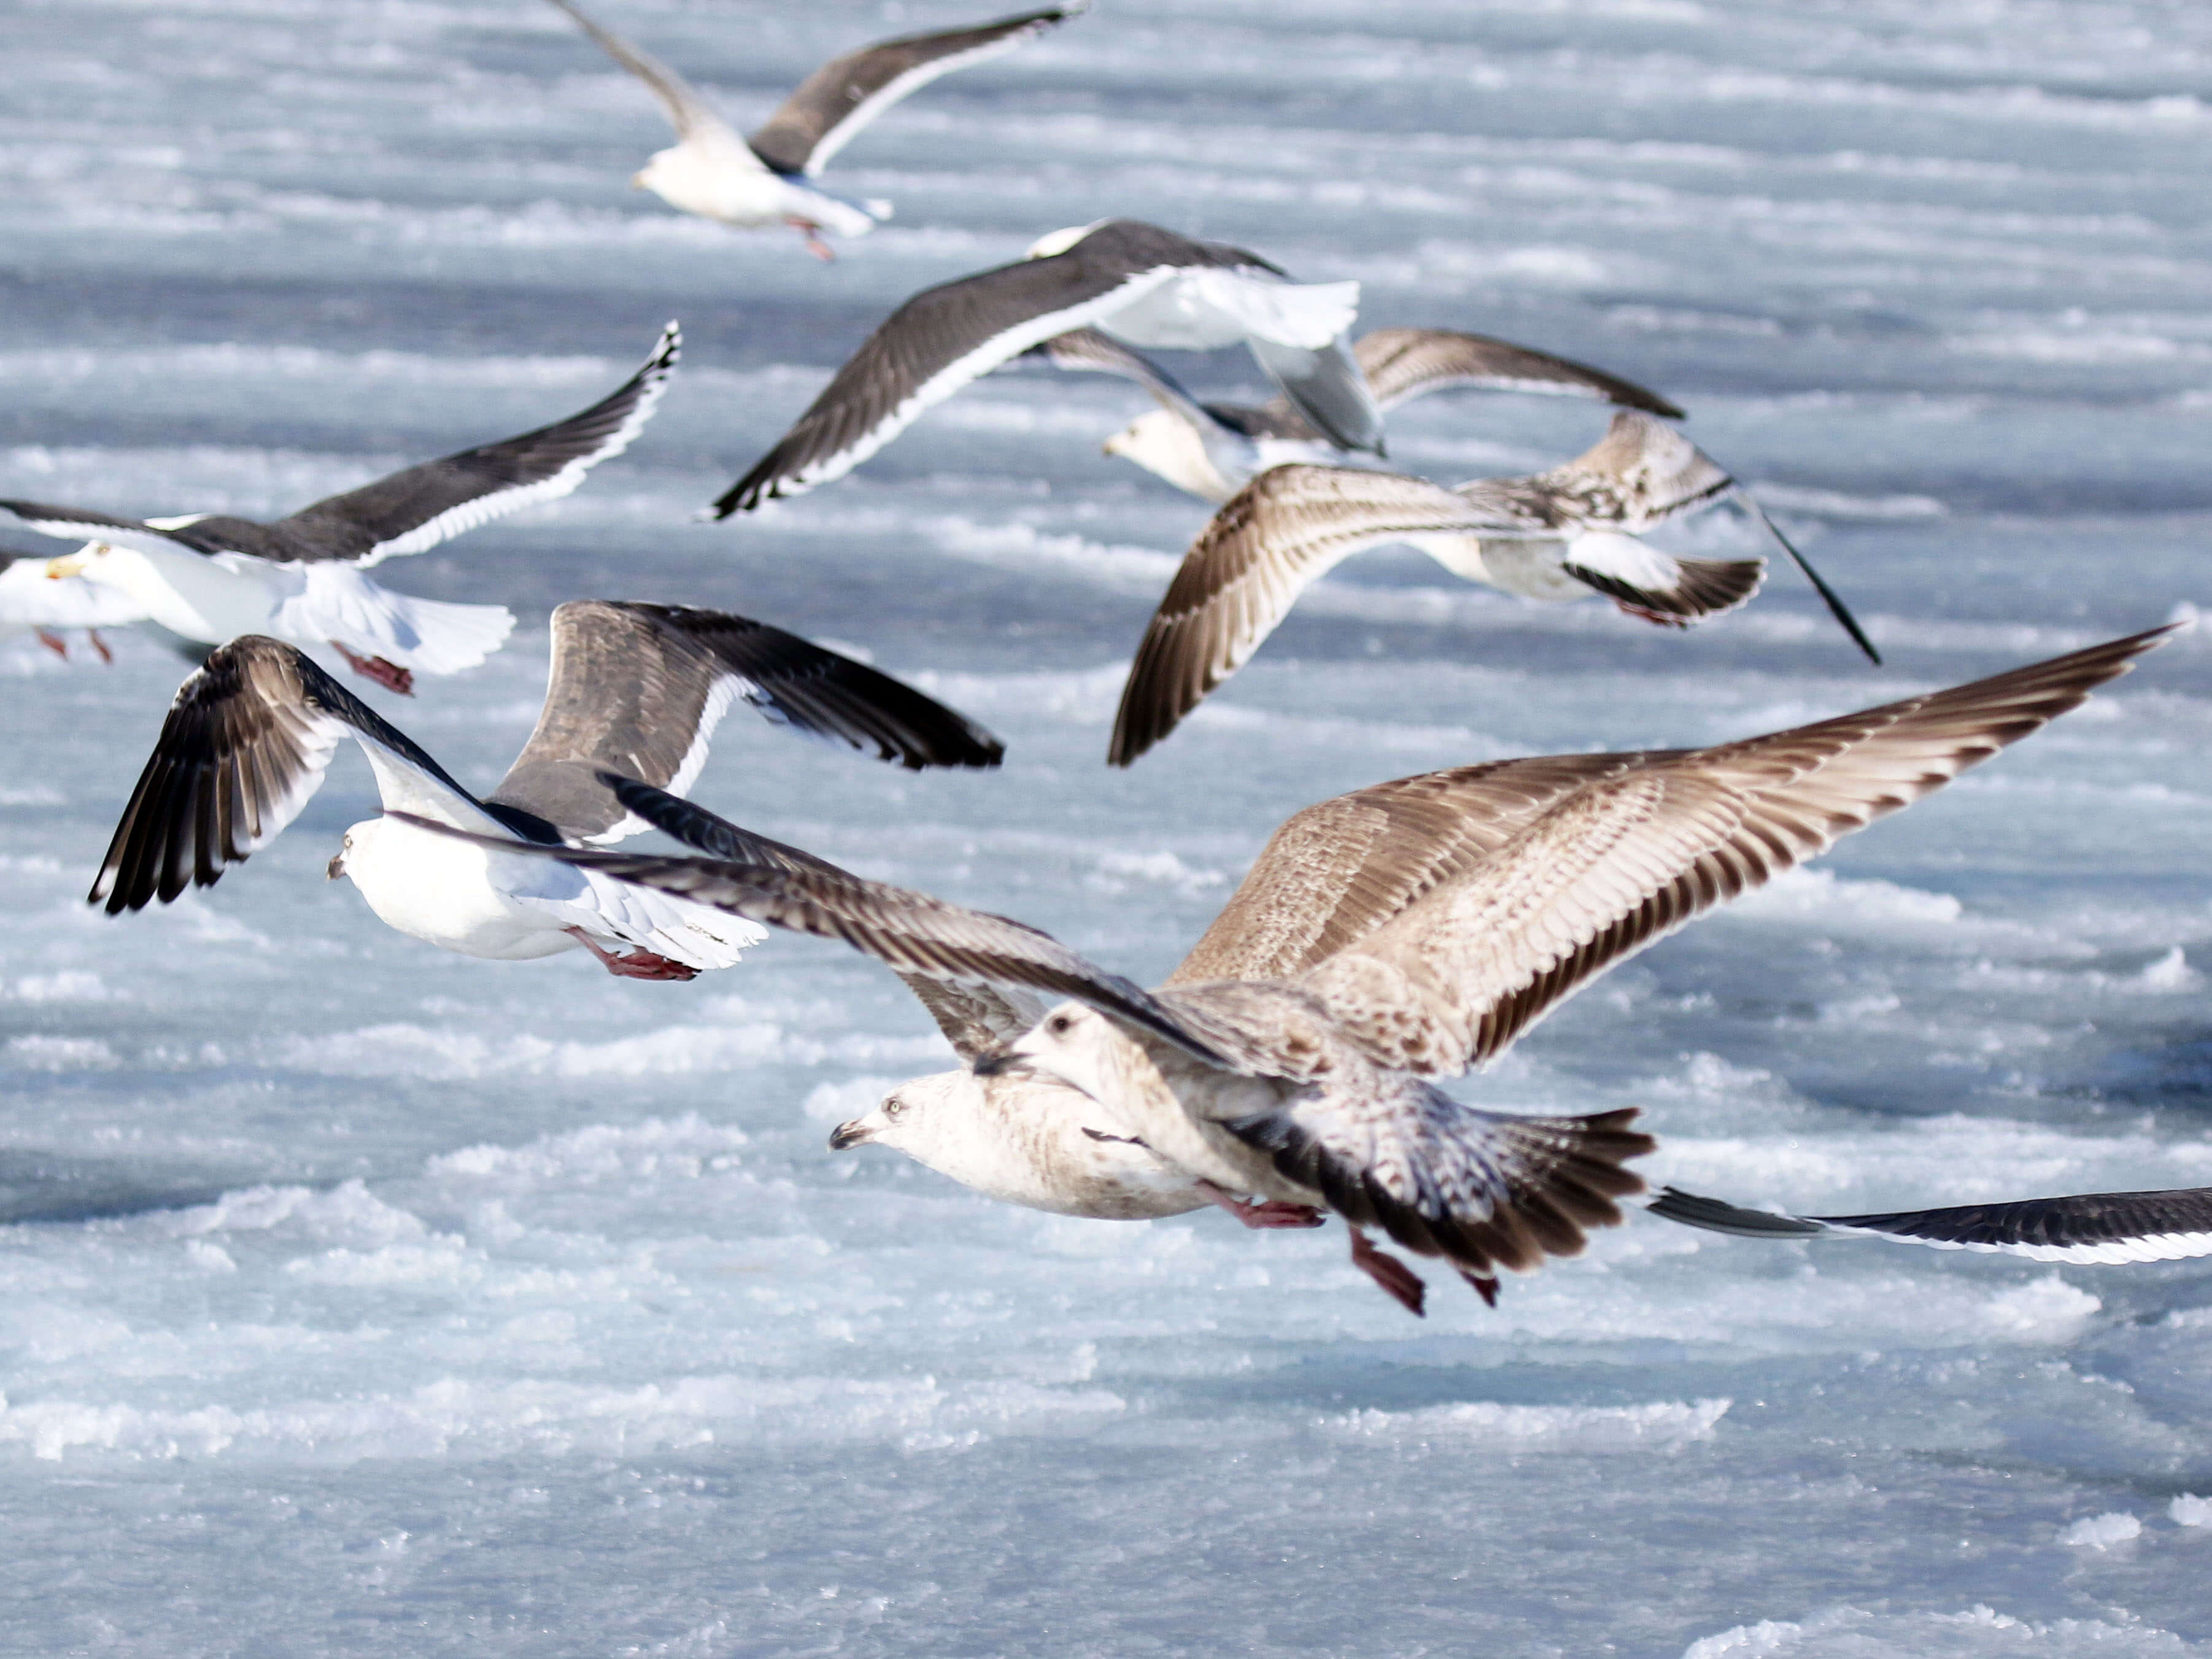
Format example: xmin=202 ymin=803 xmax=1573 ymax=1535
xmin=45 ymin=553 xmax=88 ymax=579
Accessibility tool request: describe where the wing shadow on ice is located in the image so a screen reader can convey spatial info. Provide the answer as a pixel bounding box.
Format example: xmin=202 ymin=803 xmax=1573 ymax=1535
xmin=0 ymin=1153 xmax=249 ymax=1226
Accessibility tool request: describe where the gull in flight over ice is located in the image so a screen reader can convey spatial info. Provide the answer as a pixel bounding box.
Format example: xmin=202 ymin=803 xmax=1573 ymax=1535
xmin=548 ymin=0 xmax=1081 ymax=259
xmin=1649 ymin=1183 xmax=2212 ymax=1265
xmin=714 ymin=218 xmax=1383 ymax=514
xmin=1106 ymin=421 xmax=1880 ymax=767
xmin=1029 ymin=323 xmax=1685 ymax=504
xmin=396 ymin=625 xmax=2176 ymax=1309
xmin=1 ymin=547 xmax=145 ymax=663
xmin=1 ymin=324 xmax=680 ymax=695
xmin=93 ymin=600 xmax=1003 ymax=979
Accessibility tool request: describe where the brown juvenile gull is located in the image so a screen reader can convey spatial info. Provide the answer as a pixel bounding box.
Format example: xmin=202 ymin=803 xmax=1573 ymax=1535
xmin=395 ymin=626 xmax=2176 ymax=1309
xmin=1028 ymin=324 xmax=1684 ymax=504
xmin=1107 ymin=418 xmax=1881 ymax=768
xmin=2 ymin=324 xmax=680 ymax=695
xmin=713 ymin=219 xmax=1382 ymax=514
xmin=1650 ymin=1183 xmax=2212 ymax=1266
xmin=94 ymin=601 xmax=1002 ymax=978
xmin=548 ymin=0 xmax=1081 ymax=259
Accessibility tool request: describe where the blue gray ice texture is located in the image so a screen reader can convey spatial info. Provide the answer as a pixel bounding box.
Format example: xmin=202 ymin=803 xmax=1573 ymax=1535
xmin=2 ymin=1 xmax=2210 ymax=1654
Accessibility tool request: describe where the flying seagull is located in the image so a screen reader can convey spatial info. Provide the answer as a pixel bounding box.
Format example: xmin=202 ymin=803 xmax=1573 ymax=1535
xmin=1 ymin=547 xmax=145 ymax=663
xmin=1649 ymin=1183 xmax=2212 ymax=1265
xmin=1107 ymin=422 xmax=1881 ymax=767
xmin=1 ymin=323 xmax=681 ymax=695
xmin=395 ymin=626 xmax=2175 ymax=1309
xmin=714 ymin=218 xmax=1382 ymax=515
xmin=93 ymin=600 xmax=1004 ymax=978
xmin=1029 ymin=324 xmax=1685 ymax=504
xmin=548 ymin=0 xmax=1081 ymax=258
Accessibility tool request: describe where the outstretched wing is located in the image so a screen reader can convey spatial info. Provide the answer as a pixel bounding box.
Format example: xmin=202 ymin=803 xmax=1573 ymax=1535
xmin=384 ymin=815 xmax=1231 ymax=1068
xmin=487 ymin=601 xmax=1004 ymax=841
xmin=90 ymin=636 xmax=487 ymax=913
xmin=1299 ymin=628 xmax=2178 ymax=1077
xmin=748 ymin=6 xmax=1080 ymax=177
xmin=715 ymin=255 xmax=1188 ymax=514
xmin=1023 ymin=327 xmax=1220 ymax=431
xmin=546 ymin=0 xmax=754 ymax=155
xmin=1356 ymin=328 xmax=1684 ymax=419
xmin=1108 ymin=465 xmax=1517 ymax=767
xmin=271 ymin=322 xmax=680 ymax=566
xmin=1169 ymin=756 xmax=1641 ymax=986
xmin=597 ymin=770 xmax=1041 ymax=1060
xmin=1649 ymin=1184 xmax=2212 ymax=1265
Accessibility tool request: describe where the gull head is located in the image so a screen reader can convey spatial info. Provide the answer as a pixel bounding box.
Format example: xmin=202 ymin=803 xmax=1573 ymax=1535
xmin=327 ymin=828 xmax=354 ymax=883
xmin=994 ymin=1001 xmax=1122 ymax=1100
xmin=43 ymin=543 xmax=114 ymax=582
xmin=1102 ymin=411 xmax=1236 ymax=503
xmin=829 ymin=1069 xmax=974 ymax=1155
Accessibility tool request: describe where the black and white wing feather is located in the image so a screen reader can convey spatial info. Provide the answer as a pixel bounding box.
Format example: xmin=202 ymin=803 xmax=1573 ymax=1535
xmin=1356 ymin=328 xmax=1684 ymax=419
xmin=1024 ymin=327 xmax=1221 ymax=432
xmin=90 ymin=636 xmax=486 ymax=913
xmin=546 ymin=0 xmax=753 ymax=155
xmin=273 ymin=322 xmax=680 ymax=567
xmin=1649 ymin=1185 xmax=2212 ymax=1265
xmin=487 ymin=601 xmax=1004 ymax=841
xmin=748 ymin=6 xmax=1080 ymax=178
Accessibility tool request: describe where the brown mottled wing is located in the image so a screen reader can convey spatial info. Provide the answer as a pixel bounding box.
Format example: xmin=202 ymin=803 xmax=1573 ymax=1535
xmin=747 ymin=7 xmax=1078 ymax=177
xmin=1108 ymin=465 xmax=1515 ymax=767
xmin=1167 ymin=754 xmax=1641 ymax=986
xmin=1301 ymin=628 xmax=2177 ymax=1077
xmin=1355 ymin=328 xmax=1684 ymax=419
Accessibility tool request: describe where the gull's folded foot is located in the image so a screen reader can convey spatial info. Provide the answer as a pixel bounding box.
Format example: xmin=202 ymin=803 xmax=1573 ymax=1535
xmin=1196 ymin=1180 xmax=1325 ymax=1230
xmin=1349 ymin=1226 xmax=1426 ymax=1317
xmin=88 ymin=629 xmax=114 ymax=665
xmin=565 ymin=927 xmax=701 ymax=981
xmin=35 ymin=628 xmax=68 ymax=659
xmin=333 ymin=643 xmax=414 ymax=695
xmin=1459 ymin=1267 xmax=1501 ymax=1309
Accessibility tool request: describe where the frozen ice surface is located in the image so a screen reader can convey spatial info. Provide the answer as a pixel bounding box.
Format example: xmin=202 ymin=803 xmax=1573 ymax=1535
xmin=2 ymin=0 xmax=2210 ymax=1652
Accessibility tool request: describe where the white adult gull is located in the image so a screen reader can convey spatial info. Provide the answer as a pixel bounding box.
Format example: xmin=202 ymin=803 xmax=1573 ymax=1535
xmin=549 ymin=0 xmax=1081 ymax=259
xmin=713 ymin=218 xmax=1382 ymax=515
xmin=2 ymin=323 xmax=680 ymax=695
xmin=0 ymin=547 xmax=144 ymax=662
xmin=93 ymin=600 xmax=1004 ymax=979
xmin=394 ymin=625 xmax=2177 ymax=1309
xmin=1649 ymin=1183 xmax=2212 ymax=1265
xmin=1028 ymin=324 xmax=1685 ymax=505
xmin=1107 ymin=418 xmax=1881 ymax=767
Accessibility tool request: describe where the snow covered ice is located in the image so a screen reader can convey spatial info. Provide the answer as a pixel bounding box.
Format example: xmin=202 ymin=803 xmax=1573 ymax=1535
xmin=2 ymin=0 xmax=2211 ymax=1653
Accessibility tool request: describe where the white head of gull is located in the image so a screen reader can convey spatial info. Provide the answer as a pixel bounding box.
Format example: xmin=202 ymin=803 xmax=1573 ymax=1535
xmin=546 ymin=0 xmax=1081 ymax=260
xmin=712 ymin=218 xmax=1382 ymax=516
xmin=2 ymin=324 xmax=683 ymax=695
xmin=91 ymin=600 xmax=1004 ymax=978
xmin=398 ymin=627 xmax=2180 ymax=1310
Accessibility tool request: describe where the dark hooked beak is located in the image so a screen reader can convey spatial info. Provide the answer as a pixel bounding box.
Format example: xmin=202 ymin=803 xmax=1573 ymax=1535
xmin=326 ymin=850 xmax=347 ymax=881
xmin=828 ymin=1119 xmax=873 ymax=1151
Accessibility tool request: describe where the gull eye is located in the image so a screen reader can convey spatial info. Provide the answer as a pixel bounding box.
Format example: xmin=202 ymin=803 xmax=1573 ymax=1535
xmin=882 ymin=1095 xmax=907 ymax=1121
xmin=1046 ymin=1013 xmax=1075 ymax=1037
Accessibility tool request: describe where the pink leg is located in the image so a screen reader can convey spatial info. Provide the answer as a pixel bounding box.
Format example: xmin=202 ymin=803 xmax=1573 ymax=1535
xmin=563 ymin=926 xmax=700 ymax=982
xmin=1196 ymin=1180 xmax=1324 ymax=1230
xmin=1348 ymin=1227 xmax=1426 ymax=1317
xmin=36 ymin=628 xmax=68 ymax=660
xmin=87 ymin=629 xmax=114 ymax=665
xmin=786 ymin=218 xmax=837 ymax=261
xmin=333 ymin=643 xmax=414 ymax=696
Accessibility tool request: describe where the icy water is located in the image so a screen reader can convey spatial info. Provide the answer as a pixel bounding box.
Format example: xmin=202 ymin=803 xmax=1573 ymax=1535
xmin=3 ymin=0 xmax=2211 ymax=1653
